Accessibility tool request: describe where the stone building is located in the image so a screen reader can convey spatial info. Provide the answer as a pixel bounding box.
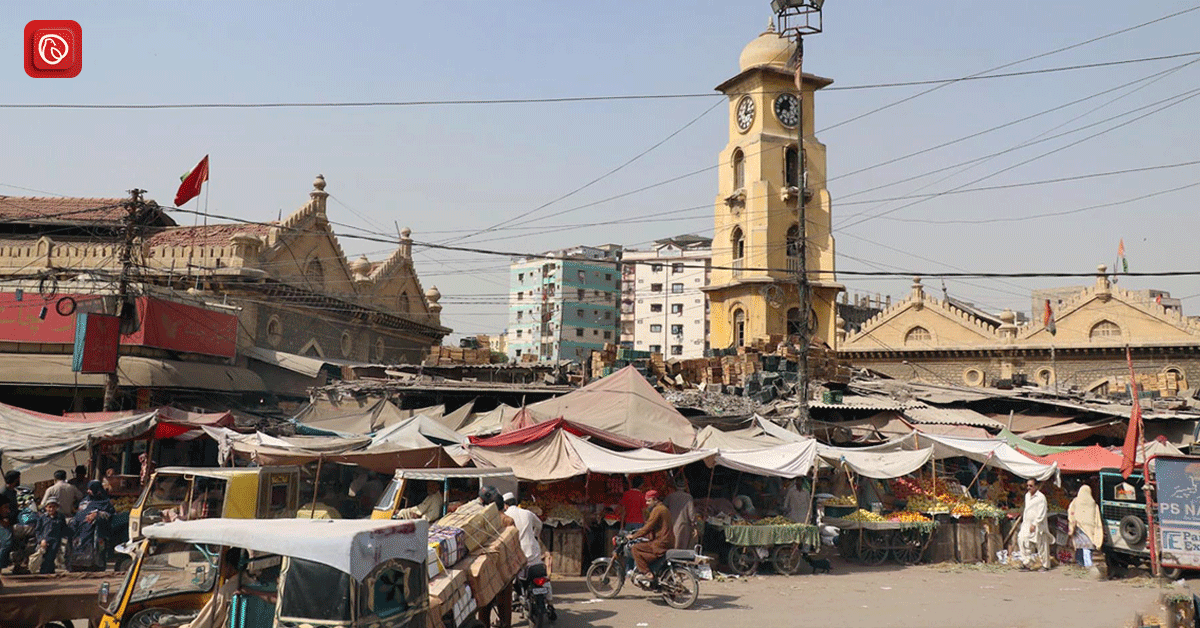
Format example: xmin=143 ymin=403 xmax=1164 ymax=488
xmin=0 ymin=175 xmax=449 ymax=409
xmin=622 ymin=235 xmax=711 ymax=359
xmin=839 ymin=267 xmax=1200 ymax=397
xmin=701 ymin=24 xmax=843 ymax=351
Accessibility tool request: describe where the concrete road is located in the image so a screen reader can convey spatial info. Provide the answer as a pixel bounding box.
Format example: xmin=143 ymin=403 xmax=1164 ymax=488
xmin=540 ymin=557 xmax=1189 ymax=628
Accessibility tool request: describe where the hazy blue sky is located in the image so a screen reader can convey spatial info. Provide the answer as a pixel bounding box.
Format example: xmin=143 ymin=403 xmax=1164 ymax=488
xmin=5 ymin=1 xmax=1199 ymax=340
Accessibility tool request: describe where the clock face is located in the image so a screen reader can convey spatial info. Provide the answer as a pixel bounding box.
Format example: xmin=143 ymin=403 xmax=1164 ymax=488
xmin=774 ymin=93 xmax=799 ymax=127
xmin=736 ymin=96 xmax=755 ymax=132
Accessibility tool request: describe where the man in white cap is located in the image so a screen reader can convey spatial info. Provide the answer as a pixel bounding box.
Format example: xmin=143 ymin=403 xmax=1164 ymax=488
xmin=503 ymin=492 xmax=543 ymax=567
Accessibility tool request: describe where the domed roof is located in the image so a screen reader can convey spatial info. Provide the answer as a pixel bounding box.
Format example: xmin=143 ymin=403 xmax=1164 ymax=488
xmin=739 ymin=24 xmax=795 ymax=72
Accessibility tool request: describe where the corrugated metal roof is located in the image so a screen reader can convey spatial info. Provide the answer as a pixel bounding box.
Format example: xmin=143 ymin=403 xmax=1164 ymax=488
xmin=809 ymin=394 xmax=912 ymax=411
xmin=902 ymin=407 xmax=1006 ymax=429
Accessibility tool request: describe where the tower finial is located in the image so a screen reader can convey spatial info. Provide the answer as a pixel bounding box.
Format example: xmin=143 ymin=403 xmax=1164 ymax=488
xmin=768 ymin=17 xmax=776 ymax=32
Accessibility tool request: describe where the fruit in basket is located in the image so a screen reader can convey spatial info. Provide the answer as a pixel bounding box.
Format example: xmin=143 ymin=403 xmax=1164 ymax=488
xmin=970 ymin=501 xmax=1002 ymax=518
xmin=950 ymin=503 xmax=974 ymax=517
xmin=753 ymin=516 xmax=794 ymax=526
xmin=844 ymin=509 xmax=885 ymax=523
xmin=886 ymin=511 xmax=931 ymax=523
xmin=905 ymin=495 xmax=949 ymax=514
xmin=825 ymin=495 xmax=857 ymax=506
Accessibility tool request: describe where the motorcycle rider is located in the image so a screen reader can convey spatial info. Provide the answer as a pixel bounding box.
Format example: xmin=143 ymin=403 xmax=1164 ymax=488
xmin=629 ymin=490 xmax=674 ymax=587
xmin=504 ymin=492 xmax=557 ymax=621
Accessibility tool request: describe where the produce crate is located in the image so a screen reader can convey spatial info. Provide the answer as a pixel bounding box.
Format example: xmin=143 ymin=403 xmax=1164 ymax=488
xmin=927 ymin=519 xmax=956 ymax=563
xmin=552 ymin=526 xmax=584 ymax=577
xmin=954 ymin=520 xmax=983 ymax=563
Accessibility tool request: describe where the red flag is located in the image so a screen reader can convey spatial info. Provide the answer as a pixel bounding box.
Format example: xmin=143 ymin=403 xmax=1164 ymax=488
xmin=1042 ymin=299 xmax=1056 ymax=336
xmin=1120 ymin=346 xmax=1143 ymax=479
xmin=174 ymin=155 xmax=209 ymax=206
xmin=1156 ymin=294 xmax=1163 ymax=305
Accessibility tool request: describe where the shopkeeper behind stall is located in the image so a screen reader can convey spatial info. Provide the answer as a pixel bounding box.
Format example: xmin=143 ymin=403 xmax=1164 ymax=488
xmin=859 ymin=477 xmax=904 ymax=512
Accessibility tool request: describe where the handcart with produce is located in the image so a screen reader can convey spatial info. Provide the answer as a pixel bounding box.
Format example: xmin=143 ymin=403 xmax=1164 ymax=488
xmin=722 ymin=516 xmax=820 ymax=576
xmin=823 ymin=510 xmax=937 ymax=567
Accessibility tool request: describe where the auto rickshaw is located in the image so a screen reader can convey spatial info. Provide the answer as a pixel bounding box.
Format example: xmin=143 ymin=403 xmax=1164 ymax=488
xmin=128 ymin=466 xmax=300 ymax=540
xmin=98 ymin=517 xmax=430 ymax=628
xmin=372 ymin=467 xmax=517 ymax=520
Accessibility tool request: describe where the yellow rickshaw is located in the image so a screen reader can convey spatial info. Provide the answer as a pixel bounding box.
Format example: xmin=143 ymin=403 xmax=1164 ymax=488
xmin=98 ymin=518 xmax=430 ymax=628
xmin=128 ymin=466 xmax=299 ymax=541
xmin=371 ymin=467 xmax=517 ymax=520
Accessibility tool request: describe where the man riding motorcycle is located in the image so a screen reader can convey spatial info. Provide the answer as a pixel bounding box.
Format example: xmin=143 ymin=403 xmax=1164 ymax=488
xmin=504 ymin=492 xmax=557 ymax=623
xmin=629 ymin=490 xmax=674 ymax=587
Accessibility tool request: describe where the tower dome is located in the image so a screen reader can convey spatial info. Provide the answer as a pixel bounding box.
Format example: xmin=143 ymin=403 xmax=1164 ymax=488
xmin=739 ymin=23 xmax=795 ymax=71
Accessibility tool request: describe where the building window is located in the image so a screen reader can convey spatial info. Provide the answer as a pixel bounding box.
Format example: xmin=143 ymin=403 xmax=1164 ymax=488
xmin=577 ymin=289 xmax=585 ymax=300
xmin=518 ymin=272 xmax=524 ymax=282
xmin=604 ymin=311 xmax=612 ymax=320
xmin=517 ymin=311 xmax=523 ymax=321
xmin=785 ymin=145 xmax=799 ymax=189
xmin=516 ymin=329 xmax=523 ymax=338
xmin=266 ymin=316 xmax=283 ymax=347
xmin=671 ymin=324 xmax=683 ymax=335
xmin=594 ymin=290 xmax=601 ymax=297
xmin=787 ymin=307 xmax=802 ymax=337
xmin=578 ymin=270 xmax=586 ymax=280
xmin=650 ymin=303 xmax=663 ymax=313
xmin=650 ymin=344 xmax=662 ymax=353
xmin=671 ymin=283 xmax=684 ymax=293
xmin=651 ymin=283 xmax=663 ymax=292
xmin=671 ymin=303 xmax=683 ymax=314
xmin=518 ymin=292 xmax=524 ymax=301
xmin=577 ymin=309 xmax=585 ymax=317
xmin=303 ymin=257 xmax=324 ymax=287
xmin=515 ymin=349 xmax=522 ymax=356
xmin=374 ymin=338 xmax=386 ymax=362
xmin=731 ymin=227 xmax=745 ymax=260
xmin=905 ymin=326 xmax=932 ymax=345
xmin=650 ymin=324 xmax=663 ymax=333
xmin=604 ymin=331 xmax=612 ymax=339
xmin=593 ymin=329 xmax=599 ymax=336
xmin=576 ymin=328 xmax=584 ymax=337
xmin=651 ymin=264 xmax=663 ymax=273
xmin=671 ymin=345 xmax=683 ymax=356
xmin=732 ymin=148 xmax=745 ymax=190
xmin=786 ymin=224 xmax=800 ymax=259
xmin=733 ymin=309 xmax=745 ymax=347
xmin=672 ymin=263 xmax=684 ymax=274
xmin=340 ymin=331 xmax=354 ymax=357
xmin=1090 ymin=320 xmax=1121 ymax=340
xmin=605 ymin=273 xmax=612 ymax=281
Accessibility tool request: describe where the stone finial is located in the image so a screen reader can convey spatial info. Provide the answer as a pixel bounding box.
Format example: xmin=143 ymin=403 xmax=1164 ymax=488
xmin=835 ymin=316 xmax=847 ymax=347
xmin=400 ymin=227 xmax=413 ymax=258
xmin=426 ymin=286 xmax=443 ymax=325
xmin=998 ymin=309 xmax=1018 ymax=340
xmin=313 ymin=174 xmax=327 ymax=191
xmin=351 ymin=255 xmax=372 ymax=279
xmin=767 ymin=17 xmax=776 ymax=33
xmin=310 ymin=174 xmax=329 ymax=210
xmin=1096 ymin=263 xmax=1112 ymax=301
xmin=911 ymin=277 xmax=924 ymax=309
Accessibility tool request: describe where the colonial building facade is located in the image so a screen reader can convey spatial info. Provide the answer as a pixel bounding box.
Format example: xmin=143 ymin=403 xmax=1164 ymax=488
xmin=702 ymin=25 xmax=843 ymax=352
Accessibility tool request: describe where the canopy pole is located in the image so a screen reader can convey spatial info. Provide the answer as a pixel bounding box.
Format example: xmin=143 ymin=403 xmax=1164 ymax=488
xmin=705 ymin=463 xmax=716 ymax=503
xmin=310 ymin=455 xmax=324 ymax=518
xmin=807 ymin=461 xmax=819 ymax=525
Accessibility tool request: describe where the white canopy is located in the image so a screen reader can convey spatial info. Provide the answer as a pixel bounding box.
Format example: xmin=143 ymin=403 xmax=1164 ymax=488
xmin=0 ymin=402 xmax=157 ymax=471
xmin=468 ymin=429 xmax=712 ymax=481
xmin=711 ymin=440 xmax=819 ymax=478
xmin=143 ymin=518 xmax=429 ymax=582
xmin=693 ymin=425 xmax=787 ymax=451
xmin=369 ymin=415 xmax=469 ymax=449
xmin=917 ymin=433 xmax=1059 ymax=481
xmin=816 ymin=443 xmax=935 ymax=480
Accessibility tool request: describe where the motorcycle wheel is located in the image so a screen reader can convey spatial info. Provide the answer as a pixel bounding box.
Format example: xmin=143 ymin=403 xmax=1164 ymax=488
xmin=528 ymin=597 xmax=548 ymax=628
xmin=660 ymin=565 xmax=699 ymax=610
xmin=727 ymin=546 xmax=759 ymax=576
xmin=586 ymin=560 xmax=624 ymax=598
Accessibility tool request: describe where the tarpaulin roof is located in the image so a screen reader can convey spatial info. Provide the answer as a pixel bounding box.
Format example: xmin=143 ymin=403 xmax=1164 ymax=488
xmin=816 ymin=443 xmax=935 ymax=480
xmin=0 ymin=402 xmax=157 ymax=471
xmin=693 ymin=425 xmax=787 ymax=451
xmin=469 ymin=429 xmax=711 ymax=481
xmin=1021 ymin=420 xmax=1124 ymax=446
xmin=469 ymin=417 xmax=666 ymax=451
xmin=527 ymin=366 xmax=696 ymax=447
xmin=438 ymin=404 xmax=518 ymax=437
xmin=144 ymin=518 xmax=429 ymax=582
xmin=709 ymin=440 xmax=818 ymax=479
xmin=1026 ymin=446 xmax=1123 ymax=474
xmin=64 ymin=406 xmax=235 ymax=440
xmin=916 ymin=433 xmax=1059 ymax=482
xmin=903 ymin=407 xmax=1006 ymax=430
xmin=997 ymin=427 xmax=1078 ymax=457
xmin=814 ymin=412 xmax=915 ymax=444
xmin=203 ymin=426 xmax=457 ymax=475
xmin=369 ymin=415 xmax=469 ymax=449
xmin=988 ymin=413 xmax=1077 ymax=434
xmin=293 ymin=398 xmax=445 ymax=435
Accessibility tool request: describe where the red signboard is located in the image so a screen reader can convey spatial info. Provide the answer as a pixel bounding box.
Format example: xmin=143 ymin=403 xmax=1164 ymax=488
xmin=73 ymin=312 xmax=119 ymax=373
xmin=0 ymin=293 xmax=237 ymax=358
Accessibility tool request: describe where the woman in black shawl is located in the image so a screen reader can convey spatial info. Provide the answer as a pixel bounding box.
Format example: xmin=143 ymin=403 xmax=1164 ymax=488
xmin=68 ymin=480 xmax=114 ymax=571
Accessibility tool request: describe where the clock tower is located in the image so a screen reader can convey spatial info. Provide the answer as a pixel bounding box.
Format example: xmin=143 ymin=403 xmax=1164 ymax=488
xmin=702 ymin=23 xmax=842 ymax=350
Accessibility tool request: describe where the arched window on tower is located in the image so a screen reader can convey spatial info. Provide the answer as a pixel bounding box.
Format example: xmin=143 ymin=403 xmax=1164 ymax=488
xmin=1090 ymin=320 xmax=1121 ymax=340
xmin=731 ymin=227 xmax=745 ymax=277
xmin=733 ymin=309 xmax=746 ymax=348
xmin=785 ymin=146 xmax=799 ymax=189
xmin=787 ymin=307 xmax=801 ymax=338
xmin=303 ymin=257 xmax=324 ymax=288
xmin=786 ymin=224 xmax=800 ymax=271
xmin=732 ymin=149 xmax=745 ymax=191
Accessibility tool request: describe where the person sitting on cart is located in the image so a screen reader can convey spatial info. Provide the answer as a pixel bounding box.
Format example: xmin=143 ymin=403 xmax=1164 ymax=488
xmin=35 ymin=496 xmax=72 ymax=574
xmin=69 ymin=480 xmax=115 ymax=571
xmin=629 ymin=490 xmax=674 ymax=587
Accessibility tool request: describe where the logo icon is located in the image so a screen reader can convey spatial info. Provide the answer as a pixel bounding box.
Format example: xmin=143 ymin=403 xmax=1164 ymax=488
xmin=24 ymin=20 xmax=81 ymax=78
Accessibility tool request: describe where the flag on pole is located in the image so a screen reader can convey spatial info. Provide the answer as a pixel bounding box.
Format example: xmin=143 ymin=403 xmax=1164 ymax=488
xmin=1156 ymin=294 xmax=1163 ymax=305
xmin=174 ymin=155 xmax=209 ymax=206
xmin=1120 ymin=346 xmax=1144 ymax=479
xmin=1043 ymin=299 xmax=1056 ymax=336
xmin=1118 ymin=239 xmax=1128 ymax=273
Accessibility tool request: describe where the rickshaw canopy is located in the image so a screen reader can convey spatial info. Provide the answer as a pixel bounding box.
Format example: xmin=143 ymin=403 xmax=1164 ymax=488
xmin=143 ymin=518 xmax=429 ymax=581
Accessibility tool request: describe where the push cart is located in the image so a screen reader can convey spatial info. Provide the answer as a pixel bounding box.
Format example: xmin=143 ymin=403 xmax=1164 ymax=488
xmin=722 ymin=523 xmax=819 ymax=576
xmin=823 ymin=517 xmax=937 ymax=567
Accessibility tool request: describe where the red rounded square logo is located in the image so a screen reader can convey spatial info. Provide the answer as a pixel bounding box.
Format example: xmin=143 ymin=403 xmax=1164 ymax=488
xmin=25 ymin=20 xmax=82 ymax=78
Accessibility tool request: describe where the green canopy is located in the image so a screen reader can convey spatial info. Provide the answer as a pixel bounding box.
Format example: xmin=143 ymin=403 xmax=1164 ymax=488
xmin=998 ymin=428 xmax=1079 ymax=457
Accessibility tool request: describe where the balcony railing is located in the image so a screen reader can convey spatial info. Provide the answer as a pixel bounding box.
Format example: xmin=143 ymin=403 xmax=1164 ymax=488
xmin=787 ymin=256 xmax=802 ymax=273
xmin=732 ymin=257 xmax=744 ymax=278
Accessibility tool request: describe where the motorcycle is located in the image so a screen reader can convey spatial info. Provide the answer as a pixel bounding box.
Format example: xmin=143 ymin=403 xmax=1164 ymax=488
xmin=515 ymin=562 xmax=557 ymax=628
xmin=585 ymin=533 xmax=707 ymax=609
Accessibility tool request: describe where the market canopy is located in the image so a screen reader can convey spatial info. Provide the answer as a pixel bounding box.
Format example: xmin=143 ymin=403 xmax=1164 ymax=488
xmin=0 ymin=402 xmax=157 ymax=471
xmin=1025 ymin=445 xmax=1123 ymax=474
xmin=438 ymin=404 xmax=519 ymax=437
xmin=997 ymin=428 xmax=1078 ymax=457
xmin=470 ymin=417 xmax=666 ymax=451
xmin=469 ymin=429 xmax=710 ymax=481
xmin=816 ymin=443 xmax=935 ymax=480
xmin=293 ymin=398 xmax=445 ymax=435
xmin=64 ymin=406 xmax=235 ymax=440
xmin=917 ymin=433 xmax=1059 ymax=481
xmin=369 ymin=415 xmax=469 ymax=449
xmin=709 ymin=440 xmax=818 ymax=478
xmin=693 ymin=424 xmax=788 ymax=451
xmin=527 ymin=366 xmax=696 ymax=447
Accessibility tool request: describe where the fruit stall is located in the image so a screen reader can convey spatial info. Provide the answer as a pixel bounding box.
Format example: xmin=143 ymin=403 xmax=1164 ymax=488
xmin=723 ymin=516 xmax=820 ymax=575
xmin=823 ymin=509 xmax=936 ymax=566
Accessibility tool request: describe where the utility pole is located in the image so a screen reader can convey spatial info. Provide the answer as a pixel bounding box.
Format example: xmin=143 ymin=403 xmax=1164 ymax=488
xmin=773 ymin=0 xmax=825 ymax=434
xmin=103 ymin=188 xmax=145 ymax=410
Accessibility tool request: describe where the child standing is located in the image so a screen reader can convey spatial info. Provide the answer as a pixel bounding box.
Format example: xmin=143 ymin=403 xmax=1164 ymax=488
xmin=35 ymin=497 xmax=71 ymax=574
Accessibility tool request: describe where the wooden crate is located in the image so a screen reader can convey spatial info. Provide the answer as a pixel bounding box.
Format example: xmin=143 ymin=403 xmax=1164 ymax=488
xmin=927 ymin=519 xmax=956 ymax=563
xmin=954 ymin=520 xmax=984 ymax=563
xmin=552 ymin=526 xmax=584 ymax=577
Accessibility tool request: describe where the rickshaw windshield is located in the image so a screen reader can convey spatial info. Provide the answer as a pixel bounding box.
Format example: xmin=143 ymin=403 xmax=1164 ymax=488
xmin=128 ymin=541 xmax=221 ymax=604
xmin=376 ymin=479 xmax=401 ymax=513
xmin=280 ymin=558 xmax=352 ymax=621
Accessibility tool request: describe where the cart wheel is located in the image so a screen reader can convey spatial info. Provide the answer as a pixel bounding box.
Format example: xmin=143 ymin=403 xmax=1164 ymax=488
xmin=771 ymin=544 xmax=804 ymax=575
xmin=858 ymin=530 xmax=890 ymax=567
xmin=727 ymin=546 xmax=760 ymax=576
xmin=890 ymin=529 xmax=925 ymax=566
xmin=836 ymin=531 xmax=857 ymax=559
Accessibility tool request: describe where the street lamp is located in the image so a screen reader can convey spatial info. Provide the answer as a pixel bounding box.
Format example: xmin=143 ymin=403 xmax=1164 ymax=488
xmin=772 ymin=0 xmax=826 ymax=434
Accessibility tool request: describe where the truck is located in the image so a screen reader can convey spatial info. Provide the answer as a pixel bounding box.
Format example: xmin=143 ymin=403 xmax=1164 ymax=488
xmin=1099 ymin=455 xmax=1200 ymax=579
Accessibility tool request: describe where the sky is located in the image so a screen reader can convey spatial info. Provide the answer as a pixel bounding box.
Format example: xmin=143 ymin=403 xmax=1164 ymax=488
xmin=4 ymin=1 xmax=1200 ymax=341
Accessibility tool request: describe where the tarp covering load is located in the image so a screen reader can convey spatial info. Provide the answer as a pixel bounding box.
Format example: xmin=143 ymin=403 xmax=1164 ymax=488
xmin=294 ymin=398 xmax=443 ymax=435
xmin=816 ymin=443 xmax=935 ymax=480
xmin=1025 ymin=445 xmax=1123 ymax=474
xmin=527 ymin=366 xmax=696 ymax=447
xmin=369 ymin=415 xmax=469 ymax=449
xmin=64 ymin=406 xmax=235 ymax=440
xmin=0 ymin=402 xmax=157 ymax=470
xmin=709 ymin=440 xmax=819 ymax=478
xmin=469 ymin=429 xmax=711 ymax=481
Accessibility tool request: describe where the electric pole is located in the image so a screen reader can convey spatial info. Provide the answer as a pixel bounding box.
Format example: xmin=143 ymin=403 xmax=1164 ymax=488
xmin=773 ymin=0 xmax=825 ymax=434
xmin=103 ymin=188 xmax=145 ymax=410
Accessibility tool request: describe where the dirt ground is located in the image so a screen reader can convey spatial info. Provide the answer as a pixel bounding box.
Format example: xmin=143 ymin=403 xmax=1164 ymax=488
xmin=543 ymin=556 xmax=1193 ymax=628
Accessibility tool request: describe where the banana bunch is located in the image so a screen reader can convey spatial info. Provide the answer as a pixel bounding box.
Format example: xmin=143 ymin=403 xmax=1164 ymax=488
xmin=753 ymin=516 xmax=794 ymax=526
xmin=825 ymin=495 xmax=857 ymax=506
xmin=886 ymin=511 xmax=932 ymax=523
xmin=844 ymin=509 xmax=886 ymax=522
